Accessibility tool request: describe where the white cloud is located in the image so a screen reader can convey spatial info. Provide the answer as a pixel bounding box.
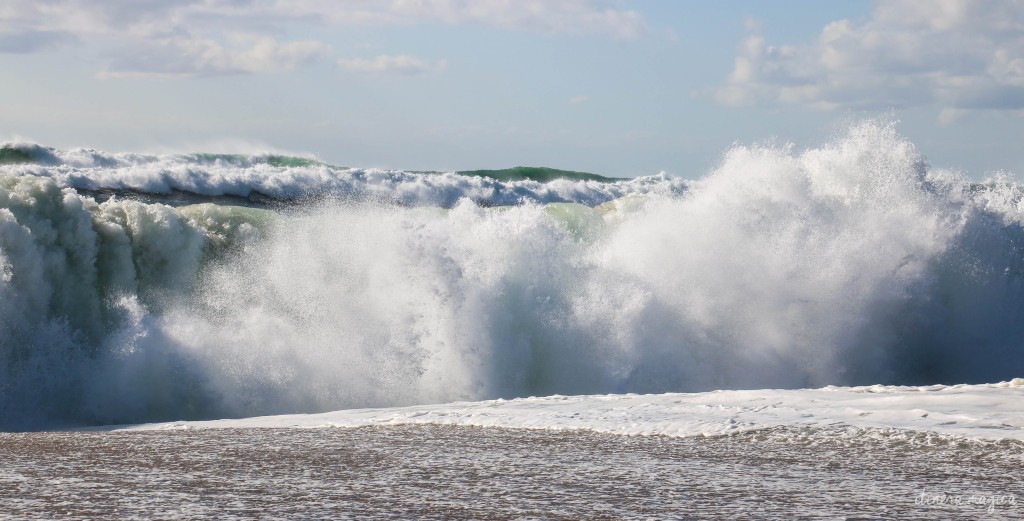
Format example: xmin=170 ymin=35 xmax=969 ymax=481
xmin=569 ymin=95 xmax=589 ymax=104
xmin=100 ymin=37 xmax=328 ymax=79
xmin=0 ymin=0 xmax=646 ymax=77
xmin=715 ymin=0 xmax=1024 ymax=117
xmin=279 ymin=0 xmax=646 ymax=40
xmin=336 ymin=54 xmax=444 ymax=76
xmin=1 ymin=1 xmax=329 ymax=78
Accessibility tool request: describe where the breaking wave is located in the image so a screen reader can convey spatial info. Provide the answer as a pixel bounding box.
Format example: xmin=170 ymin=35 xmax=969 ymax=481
xmin=2 ymin=120 xmax=1024 ymax=429
xmin=0 ymin=143 xmax=683 ymax=208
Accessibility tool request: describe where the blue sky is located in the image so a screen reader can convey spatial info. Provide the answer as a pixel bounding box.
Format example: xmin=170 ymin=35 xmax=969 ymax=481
xmin=2 ymin=0 xmax=1022 ymax=178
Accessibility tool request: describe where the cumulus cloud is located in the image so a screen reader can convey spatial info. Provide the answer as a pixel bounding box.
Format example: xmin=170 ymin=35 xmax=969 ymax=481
xmin=569 ymin=95 xmax=590 ymax=104
xmin=0 ymin=0 xmax=645 ymax=77
xmin=336 ymin=54 xmax=445 ymax=76
xmin=715 ymin=0 xmax=1024 ymax=117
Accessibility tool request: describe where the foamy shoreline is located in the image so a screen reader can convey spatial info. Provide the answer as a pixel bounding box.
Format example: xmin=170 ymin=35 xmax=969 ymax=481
xmin=116 ymin=380 xmax=1024 ymax=441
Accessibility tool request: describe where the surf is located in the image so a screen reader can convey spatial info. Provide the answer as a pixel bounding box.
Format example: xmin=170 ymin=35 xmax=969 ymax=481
xmin=2 ymin=120 xmax=1023 ymax=429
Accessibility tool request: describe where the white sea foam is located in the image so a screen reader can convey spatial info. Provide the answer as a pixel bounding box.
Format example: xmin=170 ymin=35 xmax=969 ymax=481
xmin=3 ymin=120 xmax=1024 ymax=429
xmin=124 ymin=380 xmax=1024 ymax=442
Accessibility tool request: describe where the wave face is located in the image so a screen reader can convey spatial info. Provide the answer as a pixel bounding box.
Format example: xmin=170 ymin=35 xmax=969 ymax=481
xmin=2 ymin=121 xmax=1024 ymax=429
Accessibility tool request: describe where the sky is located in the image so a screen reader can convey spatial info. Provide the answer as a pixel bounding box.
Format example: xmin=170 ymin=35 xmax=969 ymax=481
xmin=1 ymin=0 xmax=1023 ymax=178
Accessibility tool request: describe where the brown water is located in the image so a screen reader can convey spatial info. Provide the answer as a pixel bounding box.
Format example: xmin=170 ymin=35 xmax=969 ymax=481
xmin=1 ymin=425 xmax=1021 ymax=520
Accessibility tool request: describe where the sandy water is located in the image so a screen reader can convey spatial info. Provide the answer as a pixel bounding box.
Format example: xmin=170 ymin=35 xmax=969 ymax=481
xmin=1 ymin=425 xmax=1021 ymax=520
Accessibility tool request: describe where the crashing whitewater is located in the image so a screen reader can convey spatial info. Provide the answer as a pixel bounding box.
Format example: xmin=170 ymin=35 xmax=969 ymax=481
xmin=2 ymin=121 xmax=1024 ymax=429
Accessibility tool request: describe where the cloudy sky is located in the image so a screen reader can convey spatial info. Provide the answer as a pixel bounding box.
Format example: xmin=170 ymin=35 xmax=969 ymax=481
xmin=2 ymin=0 xmax=1022 ymax=177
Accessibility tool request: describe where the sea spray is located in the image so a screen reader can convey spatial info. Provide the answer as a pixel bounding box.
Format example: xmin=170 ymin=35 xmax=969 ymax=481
xmin=2 ymin=120 xmax=1024 ymax=428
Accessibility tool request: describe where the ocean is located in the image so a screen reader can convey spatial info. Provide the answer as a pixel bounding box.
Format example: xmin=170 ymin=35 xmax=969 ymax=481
xmin=2 ymin=422 xmax=1020 ymax=519
xmin=1 ymin=120 xmax=1022 ymax=518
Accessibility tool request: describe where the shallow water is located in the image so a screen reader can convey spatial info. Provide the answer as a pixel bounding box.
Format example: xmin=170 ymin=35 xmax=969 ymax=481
xmin=2 ymin=425 xmax=1020 ymax=520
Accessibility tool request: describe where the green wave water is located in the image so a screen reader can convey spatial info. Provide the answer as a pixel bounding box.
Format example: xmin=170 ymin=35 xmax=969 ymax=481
xmin=456 ymin=166 xmax=618 ymax=183
xmin=0 ymin=145 xmax=42 ymax=165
